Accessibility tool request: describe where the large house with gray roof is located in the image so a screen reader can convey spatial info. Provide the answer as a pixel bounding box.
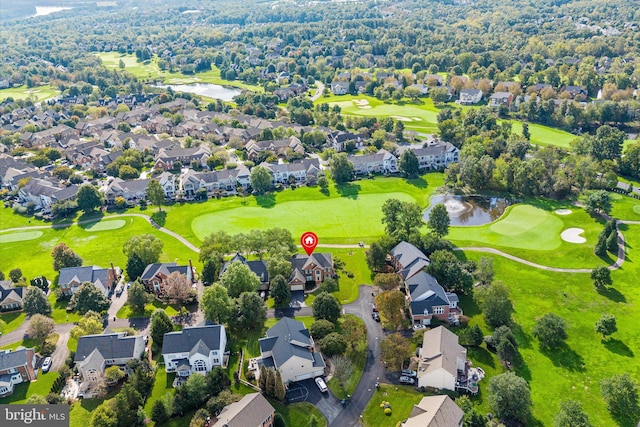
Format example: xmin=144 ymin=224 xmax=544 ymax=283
xmin=140 ymin=262 xmax=194 ymax=294
xmin=74 ymin=333 xmax=145 ymax=384
xmin=220 ymin=253 xmax=269 ymax=291
xmin=259 ymin=158 xmax=321 ymax=185
xmin=0 ymin=281 xmax=26 ymax=312
xmin=103 ymin=177 xmax=149 ymax=204
xmin=211 ymin=392 xmax=275 ymax=427
xmin=289 ymin=253 xmax=335 ymax=291
xmin=58 ymin=265 xmax=119 ymax=296
xmin=162 ymin=324 xmax=227 ymax=377
xmin=349 ymin=149 xmax=398 ymax=175
xmin=257 ymin=317 xmax=325 ymax=384
xmin=406 ymin=271 xmax=461 ymax=327
xmin=0 ymin=348 xmax=37 ymax=397
xmin=389 ymin=241 xmax=431 ymax=280
xmin=408 ymin=140 xmax=460 ymax=170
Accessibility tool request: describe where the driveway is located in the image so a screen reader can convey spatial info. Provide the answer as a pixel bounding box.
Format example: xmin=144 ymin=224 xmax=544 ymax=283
xmin=50 ymin=325 xmax=73 ymax=371
xmin=107 ymin=280 xmax=128 ymax=321
xmin=288 ymin=378 xmax=343 ymax=424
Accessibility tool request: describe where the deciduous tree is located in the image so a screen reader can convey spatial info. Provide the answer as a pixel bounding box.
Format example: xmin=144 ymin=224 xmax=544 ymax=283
xmin=426 ymin=250 xmax=473 ymax=295
xmin=150 ymin=309 xmax=174 ymax=346
xmin=233 ymin=292 xmax=267 ymax=331
xmin=319 ymin=332 xmax=347 ymax=356
xmin=312 ymin=291 xmax=342 ymax=324
xmin=23 ymin=287 xmax=52 ymax=317
xmin=269 ymin=274 xmax=291 ymax=308
xmin=310 ymin=319 xmax=335 ymax=340
xmin=381 ymin=198 xmax=423 ymax=242
xmin=163 ymin=272 xmax=196 ymax=305
xmin=341 ymin=317 xmax=365 ymax=352
xmin=331 ymin=355 xmax=354 ymax=388
xmin=127 ymin=281 xmax=151 ymax=313
xmin=51 ymin=242 xmax=83 ymax=271
xmin=329 ymin=153 xmax=354 ymax=184
xmin=488 ymin=372 xmax=531 ymax=424
xmin=27 ymin=314 xmax=55 ymax=346
xmin=399 ymin=150 xmax=420 ymax=178
xmin=71 ymin=311 xmax=104 ymax=338
xmin=479 ymin=281 xmax=513 ymax=328
xmin=427 ymin=203 xmax=450 ymax=237
xmin=591 ymin=266 xmax=612 ymax=291
xmin=600 ymin=374 xmax=639 ymax=421
xmin=554 ymin=400 xmax=592 ymax=427
xmin=376 ymin=290 xmax=405 ymax=330
xmin=380 ymin=333 xmax=411 ymax=371
xmin=532 ymin=313 xmax=568 ymax=348
xmin=77 ymin=184 xmax=103 ymax=213
xmin=373 ymin=273 xmax=400 ymax=291
xmin=595 ymin=313 xmax=617 ymax=339
xmin=219 ymin=262 xmax=261 ymax=298
xmin=71 ymin=282 xmax=111 ymax=314
xmin=250 ymin=166 xmax=273 ymax=194
xmin=200 ymin=284 xmax=233 ymax=324
xmin=146 ymin=179 xmax=165 ymax=211
xmin=123 ymin=234 xmax=164 ymax=266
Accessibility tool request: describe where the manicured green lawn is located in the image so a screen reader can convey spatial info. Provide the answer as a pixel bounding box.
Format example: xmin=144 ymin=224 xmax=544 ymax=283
xmin=0 ymin=84 xmax=59 ymax=102
xmin=144 ymin=366 xmax=175 ymax=414
xmin=328 ymin=248 xmax=371 ymax=304
xmin=508 ymin=120 xmax=577 ymax=148
xmin=185 ymin=174 xmax=441 ymax=244
xmin=95 ymin=52 xmax=262 ymax=92
xmin=458 ymin=224 xmax=640 ymax=426
xmin=0 ymin=333 xmax=58 ymax=351
xmin=0 ymin=372 xmax=59 ymax=403
xmin=327 ymin=315 xmax=367 ymax=399
xmin=269 ymin=399 xmax=327 ymax=427
xmin=448 ymin=201 xmax=609 ymax=269
xmin=362 ymin=384 xmax=423 ymax=427
xmin=0 ymin=311 xmax=26 ymax=334
xmin=0 ymin=215 xmax=199 ymax=290
xmin=610 ymin=193 xmax=640 ymax=221
xmin=117 ymin=299 xmax=180 ymax=318
xmin=69 ymin=396 xmax=109 ymax=427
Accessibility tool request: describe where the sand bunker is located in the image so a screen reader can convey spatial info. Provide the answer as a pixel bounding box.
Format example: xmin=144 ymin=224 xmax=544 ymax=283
xmin=555 ymin=209 xmax=572 ymax=215
xmin=561 ymin=228 xmax=586 ymax=243
xmin=391 ymin=115 xmax=412 ymax=122
xmin=353 ymin=99 xmax=370 ymax=108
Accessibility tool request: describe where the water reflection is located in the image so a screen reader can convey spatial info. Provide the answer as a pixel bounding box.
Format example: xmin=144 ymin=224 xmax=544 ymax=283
xmin=424 ymin=195 xmax=510 ymax=226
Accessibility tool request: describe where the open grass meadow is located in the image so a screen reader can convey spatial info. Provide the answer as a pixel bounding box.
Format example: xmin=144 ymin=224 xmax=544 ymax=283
xmin=95 ymin=52 xmax=262 ymax=92
xmin=448 ymin=201 xmax=609 ymax=269
xmin=0 ymin=84 xmax=59 ymax=102
xmin=457 ymin=224 xmax=640 ymax=426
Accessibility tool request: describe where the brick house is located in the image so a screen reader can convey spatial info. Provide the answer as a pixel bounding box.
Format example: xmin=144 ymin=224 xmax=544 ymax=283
xmin=0 ymin=348 xmax=37 ymax=397
xmin=140 ymin=262 xmax=194 ymax=294
xmin=288 ymin=253 xmax=334 ymax=291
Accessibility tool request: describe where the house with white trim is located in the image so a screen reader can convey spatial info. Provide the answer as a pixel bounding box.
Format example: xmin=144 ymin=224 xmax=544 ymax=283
xmin=74 ymin=333 xmax=145 ymax=384
xmin=162 ymin=324 xmax=227 ymax=377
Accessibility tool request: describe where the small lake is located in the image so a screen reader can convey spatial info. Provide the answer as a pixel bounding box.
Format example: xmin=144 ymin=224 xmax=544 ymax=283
xmin=424 ymin=195 xmax=510 ymax=226
xmin=34 ymin=6 xmax=73 ymax=17
xmin=154 ymin=83 xmax=242 ymax=101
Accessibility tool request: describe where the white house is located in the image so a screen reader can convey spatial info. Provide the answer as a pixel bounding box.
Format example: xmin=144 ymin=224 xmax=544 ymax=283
xmin=156 ymin=171 xmax=178 ymax=198
xmin=458 ymin=89 xmax=483 ymax=105
xmin=409 ymin=141 xmax=460 ymax=170
xmin=162 ymin=324 xmax=227 ymax=377
xmin=256 ymin=317 xmax=325 ymax=384
xmin=349 ymin=149 xmax=398 ymax=175
xmin=259 ymin=158 xmax=321 ymax=184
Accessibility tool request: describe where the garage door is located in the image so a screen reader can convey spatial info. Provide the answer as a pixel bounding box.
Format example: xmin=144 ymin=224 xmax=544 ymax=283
xmin=291 ymin=284 xmax=304 ymax=291
xmin=295 ymin=372 xmax=313 ymax=381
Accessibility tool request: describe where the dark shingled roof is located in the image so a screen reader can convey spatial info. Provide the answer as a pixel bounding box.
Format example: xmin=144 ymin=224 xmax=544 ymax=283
xmin=258 ymin=317 xmax=324 ymax=370
xmin=220 ymin=254 xmax=269 ymax=283
xmin=75 ymin=333 xmax=145 ymax=363
xmin=162 ymin=325 xmax=225 ymax=356
xmin=390 ymin=242 xmax=430 ymax=279
xmin=0 ymin=348 xmax=32 ymax=371
xmin=406 ymin=271 xmax=451 ymax=315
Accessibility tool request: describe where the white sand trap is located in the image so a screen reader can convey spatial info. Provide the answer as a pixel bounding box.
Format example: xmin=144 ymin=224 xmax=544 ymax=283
xmin=353 ymin=99 xmax=370 ymax=108
xmin=391 ymin=115 xmax=412 ymax=122
xmin=555 ymin=209 xmax=572 ymax=215
xmin=561 ymin=228 xmax=586 ymax=243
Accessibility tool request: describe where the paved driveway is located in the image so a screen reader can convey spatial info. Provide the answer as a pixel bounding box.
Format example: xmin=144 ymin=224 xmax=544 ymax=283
xmin=288 ymin=379 xmax=342 ymax=424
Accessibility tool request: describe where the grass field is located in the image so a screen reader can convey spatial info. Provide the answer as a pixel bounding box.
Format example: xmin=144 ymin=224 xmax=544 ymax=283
xmin=0 ymin=84 xmax=59 ymax=102
xmin=458 ymin=224 xmax=640 ymax=426
xmin=0 ymin=311 xmax=26 ymax=334
xmin=319 ymin=94 xmax=579 ymax=149
xmin=610 ymin=193 xmax=640 ymax=221
xmin=269 ymin=399 xmax=328 ymax=427
xmin=95 ymin=52 xmax=262 ymax=92
xmin=0 ymin=372 xmax=59 ymax=404
xmin=448 ymin=201 xmax=609 ymax=269
xmin=327 ymin=315 xmax=367 ymax=399
xmin=362 ymin=384 xmax=424 ymax=427
xmin=117 ymin=299 xmax=180 ymax=318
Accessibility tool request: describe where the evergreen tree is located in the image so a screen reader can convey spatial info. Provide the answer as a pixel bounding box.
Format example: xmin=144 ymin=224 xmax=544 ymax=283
xmin=606 ymin=230 xmax=618 ymax=253
xmin=274 ymin=370 xmax=286 ymax=401
xmin=150 ymin=309 xmax=174 ymax=346
xmin=266 ymin=368 xmax=276 ymax=397
xmin=270 ymin=274 xmax=291 ymax=308
xmin=259 ymin=365 xmax=267 ymax=392
xmin=126 ymin=253 xmax=146 ymax=281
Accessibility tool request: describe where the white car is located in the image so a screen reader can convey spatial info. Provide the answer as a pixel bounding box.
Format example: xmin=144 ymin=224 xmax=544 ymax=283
xmin=41 ymin=357 xmax=52 ymax=373
xmin=315 ymin=377 xmax=328 ymax=393
xmin=399 ymin=375 xmax=415 ymax=385
xmin=412 ymin=324 xmax=426 ymax=331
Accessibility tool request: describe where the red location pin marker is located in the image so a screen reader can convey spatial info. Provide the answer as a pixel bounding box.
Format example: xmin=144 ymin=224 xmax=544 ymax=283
xmin=301 ymin=232 xmax=318 ymax=256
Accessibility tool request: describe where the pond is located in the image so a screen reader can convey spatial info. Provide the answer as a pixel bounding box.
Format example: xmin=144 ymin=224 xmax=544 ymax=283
xmin=154 ymin=83 xmax=242 ymax=101
xmin=423 ymin=195 xmax=510 ymax=226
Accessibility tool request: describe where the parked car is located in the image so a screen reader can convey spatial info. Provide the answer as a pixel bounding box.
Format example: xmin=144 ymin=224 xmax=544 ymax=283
xmin=115 ymin=285 xmax=124 ymax=296
xmin=412 ymin=323 xmax=426 ymax=331
xmin=315 ymin=377 xmax=328 ymax=393
xmin=372 ymin=303 xmax=378 ymax=312
xmin=372 ymin=312 xmax=380 ymax=322
xmin=41 ymin=357 xmax=52 ymax=373
xmin=358 ymin=241 xmax=365 ymax=247
xmin=126 ymin=282 xmax=132 ymax=289
xmin=399 ymin=376 xmax=415 ymax=385
xmin=401 ymin=369 xmax=417 ymax=378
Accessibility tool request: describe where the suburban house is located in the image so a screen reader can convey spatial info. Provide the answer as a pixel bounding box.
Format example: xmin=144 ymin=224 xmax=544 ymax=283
xmin=74 ymin=333 xmax=145 ymax=384
xmin=245 ymin=136 xmax=305 ymax=160
xmin=406 ymin=271 xmax=461 ymax=326
xmin=417 ymin=326 xmax=483 ymax=394
xmin=154 ymin=146 xmax=211 ymax=171
xmin=259 ymin=158 xmax=321 ymax=185
xmin=0 ymin=348 xmax=37 ymax=397
xmin=458 ymin=89 xmax=483 ymax=105
xmin=156 ymin=171 xmax=179 ymax=199
xmin=409 ymin=140 xmax=460 ymax=170
xmin=349 ymin=149 xmax=398 ymax=175
xmin=562 ymin=85 xmax=588 ymax=98
xmin=256 ymin=317 xmax=325 ymax=384
xmin=17 ymin=178 xmax=78 ymax=213
xmin=289 ymin=253 xmax=335 ymax=291
xmin=489 ymin=92 xmax=514 ymax=108
xmin=140 ymin=262 xmax=194 ymax=294
xmin=403 ymin=395 xmax=464 ymax=427
xmin=327 ymin=131 xmax=366 ymax=152
xmin=220 ymin=253 xmax=270 ymax=291
xmin=181 ymin=165 xmax=251 ymax=197
xmin=58 ymin=265 xmax=119 ymax=296
xmin=162 ymin=324 xmax=227 ymax=377
xmin=331 ymin=81 xmax=349 ymax=95
xmin=389 ymin=241 xmax=431 ymax=280
xmin=103 ymin=177 xmax=150 ymax=204
xmin=0 ymin=280 xmax=26 ymax=311
xmin=212 ymin=392 xmax=275 ymax=427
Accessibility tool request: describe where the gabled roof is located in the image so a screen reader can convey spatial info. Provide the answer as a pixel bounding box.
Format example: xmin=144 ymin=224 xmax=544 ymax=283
xmin=212 ymin=393 xmax=275 ymax=427
xmin=58 ymin=266 xmax=114 ymax=295
xmin=412 ymin=141 xmax=458 ymax=157
xmin=404 ymin=395 xmax=464 ymax=427
xmin=407 ymin=271 xmax=450 ymax=315
xmin=289 ymin=253 xmax=333 ymax=282
xmin=259 ymin=317 xmax=324 ymax=370
xmin=75 ymin=333 xmax=145 ymax=365
xmin=162 ymin=324 xmax=226 ymax=356
xmin=220 ymin=255 xmax=269 ymax=283
xmin=390 ymin=242 xmax=430 ymax=279
xmin=0 ymin=348 xmax=33 ymax=371
xmin=0 ymin=281 xmax=25 ymax=306
xmin=140 ymin=263 xmax=190 ymax=281
xmin=418 ymin=326 xmax=466 ymax=379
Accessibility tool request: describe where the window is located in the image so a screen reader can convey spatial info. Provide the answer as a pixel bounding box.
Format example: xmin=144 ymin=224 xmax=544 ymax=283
xmin=8 ymin=368 xmax=16 ymax=374
xmin=0 ymin=387 xmax=7 ymax=393
xmin=194 ymin=360 xmax=206 ymax=372
xmin=434 ymin=307 xmax=445 ymax=315
xmin=213 ymin=358 xmax=219 ymax=364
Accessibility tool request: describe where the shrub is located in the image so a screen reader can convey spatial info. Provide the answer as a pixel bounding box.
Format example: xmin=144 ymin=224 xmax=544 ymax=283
xmin=384 ymin=408 xmax=392 ymax=415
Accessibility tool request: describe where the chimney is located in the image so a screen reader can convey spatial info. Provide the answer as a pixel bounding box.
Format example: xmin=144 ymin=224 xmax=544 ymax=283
xmin=110 ymin=262 xmax=118 ymax=280
xmin=189 ymin=259 xmax=195 ymax=282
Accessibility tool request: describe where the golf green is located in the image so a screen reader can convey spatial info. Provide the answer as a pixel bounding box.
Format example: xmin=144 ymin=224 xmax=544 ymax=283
xmin=0 ymin=231 xmax=44 ymax=243
xmin=449 ymin=205 xmax=565 ymax=250
xmin=191 ymin=192 xmax=416 ymax=241
xmin=633 ymin=205 xmax=640 ymax=215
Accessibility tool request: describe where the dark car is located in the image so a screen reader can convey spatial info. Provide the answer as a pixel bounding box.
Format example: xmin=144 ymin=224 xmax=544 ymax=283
xmin=372 ymin=312 xmax=380 ymax=322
